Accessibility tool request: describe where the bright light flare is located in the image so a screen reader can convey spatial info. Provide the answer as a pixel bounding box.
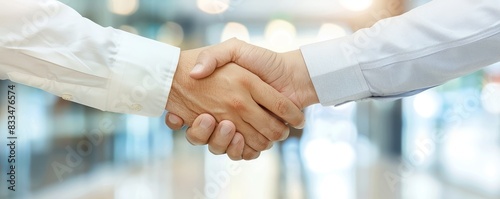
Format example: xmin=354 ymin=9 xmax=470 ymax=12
xmin=265 ymin=19 xmax=297 ymax=52
xmin=339 ymin=0 xmax=373 ymax=11
xmin=317 ymin=23 xmax=347 ymax=41
xmin=413 ymin=90 xmax=441 ymax=118
xmin=197 ymin=0 xmax=230 ymax=14
xmin=304 ymin=139 xmax=356 ymax=173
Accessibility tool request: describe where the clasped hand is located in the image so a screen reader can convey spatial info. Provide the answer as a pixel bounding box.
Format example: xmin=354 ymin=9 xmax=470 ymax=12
xmin=165 ymin=46 xmax=315 ymax=160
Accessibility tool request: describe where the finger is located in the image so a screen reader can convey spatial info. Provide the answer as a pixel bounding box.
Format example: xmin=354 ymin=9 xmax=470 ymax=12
xmin=190 ymin=38 xmax=246 ymax=79
xmin=234 ymin=121 xmax=261 ymax=161
xmin=234 ymin=117 xmax=272 ymax=152
xmin=266 ymin=141 xmax=274 ymax=150
xmin=185 ymin=114 xmax=217 ymax=145
xmin=240 ymin=101 xmax=291 ymax=142
xmin=165 ymin=112 xmax=185 ymax=130
xmin=226 ymin=133 xmax=245 ymax=161
xmin=207 ymin=120 xmax=236 ymax=155
xmin=227 ymin=108 xmax=269 ymax=159
xmin=242 ymin=145 xmax=261 ymax=160
xmin=250 ymin=79 xmax=306 ymax=129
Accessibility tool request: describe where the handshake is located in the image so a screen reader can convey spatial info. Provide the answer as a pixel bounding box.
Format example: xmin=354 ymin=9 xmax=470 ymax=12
xmin=164 ymin=38 xmax=320 ymax=161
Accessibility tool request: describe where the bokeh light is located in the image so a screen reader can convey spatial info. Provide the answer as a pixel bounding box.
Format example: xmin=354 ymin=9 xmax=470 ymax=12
xmin=481 ymin=82 xmax=500 ymax=114
xmin=304 ymin=139 xmax=356 ymax=173
xmin=265 ymin=19 xmax=297 ymax=52
xmin=413 ymin=90 xmax=441 ymax=118
xmin=108 ymin=0 xmax=138 ymax=15
xmin=220 ymin=22 xmax=250 ymax=42
xmin=197 ymin=0 xmax=230 ymax=14
xmin=157 ymin=22 xmax=185 ymax=46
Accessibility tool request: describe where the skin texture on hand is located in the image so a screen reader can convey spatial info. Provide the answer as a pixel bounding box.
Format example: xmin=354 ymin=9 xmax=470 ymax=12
xmin=191 ymin=38 xmax=319 ymax=109
xmin=166 ymin=113 xmax=246 ymax=159
xmin=166 ymin=39 xmax=320 ymax=160
xmin=165 ymin=47 xmax=305 ymax=160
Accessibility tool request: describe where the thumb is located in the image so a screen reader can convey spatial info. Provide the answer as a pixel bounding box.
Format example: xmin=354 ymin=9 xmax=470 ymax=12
xmin=165 ymin=112 xmax=185 ymax=130
xmin=189 ymin=63 xmax=216 ymax=79
xmin=190 ymin=38 xmax=245 ymax=79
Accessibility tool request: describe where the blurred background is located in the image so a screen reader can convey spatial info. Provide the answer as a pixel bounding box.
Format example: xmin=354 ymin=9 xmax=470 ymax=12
xmin=1 ymin=0 xmax=500 ymax=199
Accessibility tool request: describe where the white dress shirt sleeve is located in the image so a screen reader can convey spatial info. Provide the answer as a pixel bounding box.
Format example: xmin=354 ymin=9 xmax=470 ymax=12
xmin=301 ymin=0 xmax=500 ymax=106
xmin=0 ymin=0 xmax=180 ymax=117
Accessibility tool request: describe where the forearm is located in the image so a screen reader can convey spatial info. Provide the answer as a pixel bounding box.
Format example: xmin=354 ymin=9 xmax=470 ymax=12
xmin=0 ymin=0 xmax=180 ymax=116
xmin=301 ymin=0 xmax=500 ymax=105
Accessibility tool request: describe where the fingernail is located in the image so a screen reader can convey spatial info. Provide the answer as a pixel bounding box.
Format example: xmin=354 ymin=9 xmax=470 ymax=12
xmin=220 ymin=124 xmax=232 ymax=136
xmin=295 ymin=120 xmax=306 ymax=129
xmin=168 ymin=115 xmax=181 ymax=125
xmin=199 ymin=116 xmax=212 ymax=129
xmin=231 ymin=135 xmax=241 ymax=145
xmin=191 ymin=64 xmax=204 ymax=74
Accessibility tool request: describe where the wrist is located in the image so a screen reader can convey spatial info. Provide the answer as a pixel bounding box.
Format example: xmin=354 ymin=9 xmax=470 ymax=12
xmin=166 ymin=50 xmax=196 ymax=112
xmin=283 ymin=50 xmax=319 ymax=109
xmin=165 ymin=49 xmax=203 ymax=125
xmin=165 ymin=52 xmax=186 ymax=111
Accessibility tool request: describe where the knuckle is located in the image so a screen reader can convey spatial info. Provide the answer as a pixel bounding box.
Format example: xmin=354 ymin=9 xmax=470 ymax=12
xmin=268 ymin=125 xmax=287 ymax=141
xmin=243 ymin=151 xmax=260 ymax=160
xmin=228 ymin=38 xmax=243 ymax=45
xmin=198 ymin=50 xmax=209 ymax=58
xmin=230 ymin=97 xmax=247 ymax=111
xmin=237 ymin=75 xmax=252 ymax=87
xmin=228 ymin=37 xmax=238 ymax=43
xmin=275 ymin=98 xmax=291 ymax=116
xmin=252 ymin=137 xmax=271 ymax=151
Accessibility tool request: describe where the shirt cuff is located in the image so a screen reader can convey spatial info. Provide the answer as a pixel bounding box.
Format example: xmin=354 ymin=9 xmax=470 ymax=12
xmin=300 ymin=38 xmax=371 ymax=106
xmin=106 ymin=29 xmax=180 ymax=117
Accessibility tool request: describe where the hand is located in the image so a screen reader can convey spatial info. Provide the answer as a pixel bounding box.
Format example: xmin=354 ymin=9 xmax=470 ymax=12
xmin=166 ymin=39 xmax=319 ymax=160
xmin=167 ymin=113 xmax=246 ymax=160
xmin=165 ymin=47 xmax=305 ymax=160
xmin=191 ymin=38 xmax=319 ymax=109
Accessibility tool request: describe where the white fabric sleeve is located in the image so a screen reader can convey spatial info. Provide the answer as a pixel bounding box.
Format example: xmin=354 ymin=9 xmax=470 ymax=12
xmin=0 ymin=0 xmax=179 ymax=117
xmin=300 ymin=0 xmax=500 ymax=106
